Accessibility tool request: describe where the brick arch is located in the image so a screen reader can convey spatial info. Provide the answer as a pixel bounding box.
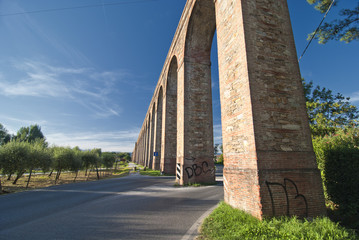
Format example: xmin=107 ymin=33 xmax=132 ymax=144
xmin=152 ymin=87 xmax=163 ymax=170
xmin=133 ymin=0 xmax=326 ymax=219
xmin=161 ymin=56 xmax=178 ymax=174
xmin=147 ymin=105 xmax=156 ymax=169
xmin=145 ymin=116 xmax=151 ymax=168
xmin=175 ymin=0 xmax=216 ymax=184
xmin=184 ymin=0 xmax=216 ymax=63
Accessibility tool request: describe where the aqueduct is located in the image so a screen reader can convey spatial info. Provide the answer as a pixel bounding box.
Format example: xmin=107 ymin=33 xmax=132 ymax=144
xmin=132 ymin=0 xmax=326 ymax=219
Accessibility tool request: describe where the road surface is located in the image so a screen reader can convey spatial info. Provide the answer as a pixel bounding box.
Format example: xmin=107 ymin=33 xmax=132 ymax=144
xmin=0 ymin=171 xmax=223 ymax=240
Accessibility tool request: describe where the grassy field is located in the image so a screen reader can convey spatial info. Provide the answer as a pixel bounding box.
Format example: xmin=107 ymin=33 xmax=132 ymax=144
xmin=198 ymin=202 xmax=358 ymax=240
xmin=0 ymin=168 xmax=130 ymax=194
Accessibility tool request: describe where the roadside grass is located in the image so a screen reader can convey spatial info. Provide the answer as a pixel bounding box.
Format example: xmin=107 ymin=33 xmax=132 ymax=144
xmin=198 ymin=202 xmax=358 ymax=240
xmin=1 ymin=168 xmax=130 ymax=194
xmin=174 ymin=182 xmax=218 ymax=187
xmin=139 ymin=169 xmax=162 ymax=176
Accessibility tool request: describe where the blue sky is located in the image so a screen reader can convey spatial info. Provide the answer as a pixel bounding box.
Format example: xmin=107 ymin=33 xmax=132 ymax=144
xmin=0 ymin=0 xmax=358 ymax=152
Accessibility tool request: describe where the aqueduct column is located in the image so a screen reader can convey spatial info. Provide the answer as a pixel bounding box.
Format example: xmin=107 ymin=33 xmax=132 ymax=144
xmin=161 ymin=57 xmax=178 ymax=175
xmin=133 ymin=0 xmax=325 ymax=219
xmin=176 ymin=0 xmax=216 ymax=185
xmin=144 ymin=122 xmax=150 ymax=167
xmin=214 ymin=0 xmax=326 ymax=218
xmin=148 ymin=110 xmax=155 ymax=169
xmin=153 ymin=94 xmax=163 ymax=170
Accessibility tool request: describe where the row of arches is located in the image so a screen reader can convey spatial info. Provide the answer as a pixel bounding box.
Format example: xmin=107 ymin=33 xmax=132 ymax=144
xmin=132 ymin=0 xmax=217 ymax=184
xmin=132 ymin=0 xmax=326 ymax=219
xmin=133 ymin=57 xmax=178 ymax=175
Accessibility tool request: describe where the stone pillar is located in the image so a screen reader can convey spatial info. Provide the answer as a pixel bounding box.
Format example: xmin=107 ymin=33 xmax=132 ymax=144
xmin=215 ymin=0 xmax=326 ymax=218
xmin=148 ymin=113 xmax=155 ymax=169
xmin=153 ymin=96 xmax=163 ymax=170
xmin=145 ymin=123 xmax=150 ymax=167
xmin=161 ymin=57 xmax=178 ymax=175
xmin=176 ymin=0 xmax=217 ymax=185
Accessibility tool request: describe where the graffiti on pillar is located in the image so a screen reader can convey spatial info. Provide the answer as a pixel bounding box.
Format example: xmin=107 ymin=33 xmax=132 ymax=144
xmin=265 ymin=178 xmax=308 ymax=217
xmin=184 ymin=161 xmax=213 ymax=179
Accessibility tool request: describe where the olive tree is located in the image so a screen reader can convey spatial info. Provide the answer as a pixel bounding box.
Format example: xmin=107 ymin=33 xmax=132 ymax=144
xmin=26 ymin=140 xmax=52 ymax=188
xmin=0 ymin=140 xmax=30 ymax=184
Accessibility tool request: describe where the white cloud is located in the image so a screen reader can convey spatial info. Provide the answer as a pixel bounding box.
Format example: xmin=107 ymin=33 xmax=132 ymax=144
xmin=0 ymin=60 xmax=126 ymax=118
xmin=0 ymin=74 xmax=70 ymax=98
xmin=213 ymin=124 xmax=222 ymax=144
xmin=46 ymin=129 xmax=140 ymax=152
xmin=0 ymin=115 xmax=48 ymax=134
xmin=350 ymin=91 xmax=359 ymax=103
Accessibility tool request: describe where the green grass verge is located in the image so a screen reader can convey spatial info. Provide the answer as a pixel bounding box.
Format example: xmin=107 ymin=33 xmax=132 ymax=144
xmin=139 ymin=169 xmax=162 ymax=176
xmin=174 ymin=182 xmax=217 ymax=187
xmin=199 ymin=202 xmax=358 ymax=240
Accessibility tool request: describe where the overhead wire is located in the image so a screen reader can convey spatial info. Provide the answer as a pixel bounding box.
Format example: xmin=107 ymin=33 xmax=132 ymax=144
xmin=298 ymin=0 xmax=336 ymax=62
xmin=0 ymin=0 xmax=160 ymax=17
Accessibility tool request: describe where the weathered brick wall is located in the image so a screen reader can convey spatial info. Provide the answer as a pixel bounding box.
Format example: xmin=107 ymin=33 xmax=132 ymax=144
xmin=161 ymin=58 xmax=178 ymax=174
xmin=153 ymin=89 xmax=163 ymax=170
xmin=216 ymin=0 xmax=326 ymax=218
xmin=133 ymin=0 xmax=326 ymax=219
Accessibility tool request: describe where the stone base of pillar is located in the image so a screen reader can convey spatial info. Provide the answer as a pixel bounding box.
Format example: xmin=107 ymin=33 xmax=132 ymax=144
xmin=224 ymin=164 xmax=326 ymax=219
xmin=161 ymin=157 xmax=176 ymax=175
xmin=177 ymin=157 xmax=216 ymax=185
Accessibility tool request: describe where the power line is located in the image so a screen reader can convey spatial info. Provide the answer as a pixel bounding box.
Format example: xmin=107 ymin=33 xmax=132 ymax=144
xmin=298 ymin=0 xmax=336 ymax=62
xmin=0 ymin=0 xmax=159 ymax=17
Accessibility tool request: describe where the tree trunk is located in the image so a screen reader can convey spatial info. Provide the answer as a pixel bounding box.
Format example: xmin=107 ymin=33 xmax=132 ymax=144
xmin=7 ymin=174 xmax=12 ymax=181
xmin=13 ymin=171 xmax=24 ymax=184
xmin=85 ymin=168 xmax=88 ymax=176
xmin=73 ymin=171 xmax=78 ymax=182
xmin=48 ymin=170 xmax=53 ymax=177
xmin=0 ymin=178 xmax=2 ymax=194
xmin=96 ymin=165 xmax=100 ymax=180
xmin=86 ymin=169 xmax=91 ymax=181
xmin=26 ymin=169 xmax=33 ymax=189
xmin=55 ymin=170 xmax=61 ymax=184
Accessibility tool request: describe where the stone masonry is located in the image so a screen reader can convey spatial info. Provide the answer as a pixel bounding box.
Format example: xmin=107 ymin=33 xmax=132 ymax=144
xmin=132 ymin=0 xmax=326 ymax=219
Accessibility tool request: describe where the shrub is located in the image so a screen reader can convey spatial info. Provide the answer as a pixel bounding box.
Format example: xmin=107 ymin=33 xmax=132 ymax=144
xmin=312 ymin=127 xmax=359 ymax=218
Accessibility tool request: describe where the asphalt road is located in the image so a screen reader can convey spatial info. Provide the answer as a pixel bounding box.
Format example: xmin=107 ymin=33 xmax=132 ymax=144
xmin=0 ymin=171 xmax=223 ymax=240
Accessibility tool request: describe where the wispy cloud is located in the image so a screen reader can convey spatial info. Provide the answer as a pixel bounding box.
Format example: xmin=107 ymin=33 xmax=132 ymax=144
xmin=350 ymin=91 xmax=359 ymax=103
xmin=0 ymin=59 xmax=126 ymax=118
xmin=0 ymin=115 xmax=48 ymax=134
xmin=213 ymin=124 xmax=222 ymax=144
xmin=46 ymin=129 xmax=140 ymax=152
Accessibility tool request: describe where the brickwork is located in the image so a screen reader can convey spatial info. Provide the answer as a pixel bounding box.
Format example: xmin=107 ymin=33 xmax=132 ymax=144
xmin=132 ymin=0 xmax=326 ymax=219
xmin=153 ymin=88 xmax=163 ymax=170
xmin=161 ymin=57 xmax=178 ymax=174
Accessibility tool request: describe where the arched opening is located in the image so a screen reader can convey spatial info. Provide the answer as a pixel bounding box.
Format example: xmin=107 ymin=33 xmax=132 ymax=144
xmin=148 ymin=107 xmax=155 ymax=169
xmin=161 ymin=56 xmax=178 ymax=174
xmin=145 ymin=118 xmax=151 ymax=168
xmin=178 ymin=0 xmax=217 ymax=184
xmin=153 ymin=88 xmax=163 ymax=170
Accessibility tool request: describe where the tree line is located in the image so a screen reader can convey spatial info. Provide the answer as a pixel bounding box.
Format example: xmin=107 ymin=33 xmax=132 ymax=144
xmin=0 ymin=124 xmax=131 ymax=189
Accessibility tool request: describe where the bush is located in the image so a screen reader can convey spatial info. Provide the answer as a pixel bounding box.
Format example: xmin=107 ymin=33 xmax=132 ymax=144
xmin=313 ymin=128 xmax=359 ymax=216
xmin=199 ymin=202 xmax=357 ymax=240
xmin=216 ymin=154 xmax=224 ymax=165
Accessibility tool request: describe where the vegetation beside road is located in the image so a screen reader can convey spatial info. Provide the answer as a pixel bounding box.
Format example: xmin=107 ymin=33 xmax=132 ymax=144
xmin=1 ymin=167 xmax=130 ymax=194
xmin=198 ymin=202 xmax=358 ymax=240
xmin=139 ymin=169 xmax=162 ymax=176
xmin=0 ymin=124 xmax=133 ymax=194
